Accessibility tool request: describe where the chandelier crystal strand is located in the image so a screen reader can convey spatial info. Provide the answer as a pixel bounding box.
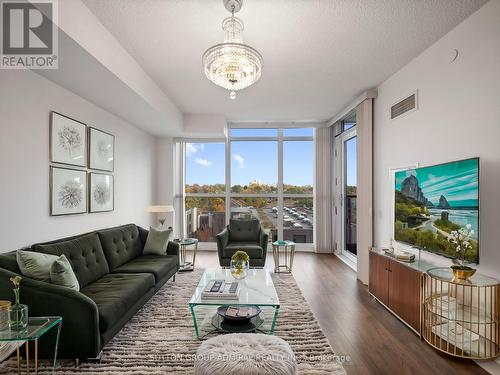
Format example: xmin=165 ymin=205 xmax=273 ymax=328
xmin=202 ymin=1 xmax=263 ymax=99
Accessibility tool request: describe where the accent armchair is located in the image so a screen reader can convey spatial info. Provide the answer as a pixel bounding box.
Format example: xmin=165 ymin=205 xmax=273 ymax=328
xmin=216 ymin=218 xmax=269 ymax=267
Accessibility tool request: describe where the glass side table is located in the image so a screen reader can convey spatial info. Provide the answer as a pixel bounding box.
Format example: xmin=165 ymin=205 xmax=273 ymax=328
xmin=0 ymin=316 xmax=62 ymax=374
xmin=272 ymin=241 xmax=296 ymax=273
xmin=175 ymin=238 xmax=199 ymax=272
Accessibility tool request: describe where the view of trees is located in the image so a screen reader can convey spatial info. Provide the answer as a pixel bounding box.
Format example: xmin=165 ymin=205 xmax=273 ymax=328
xmin=185 ymin=184 xmax=225 ymax=194
xmin=185 ymin=197 xmax=224 ymax=212
xmin=346 ymin=185 xmax=357 ymax=196
xmin=185 ymin=183 xmax=313 ymax=218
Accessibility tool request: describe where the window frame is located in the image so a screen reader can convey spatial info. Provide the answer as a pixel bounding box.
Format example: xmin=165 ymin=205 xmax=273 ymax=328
xmin=179 ymin=129 xmax=315 ymax=250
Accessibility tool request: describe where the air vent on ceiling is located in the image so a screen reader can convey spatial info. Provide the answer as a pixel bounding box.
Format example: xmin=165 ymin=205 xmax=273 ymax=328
xmin=391 ymin=91 xmax=417 ymax=120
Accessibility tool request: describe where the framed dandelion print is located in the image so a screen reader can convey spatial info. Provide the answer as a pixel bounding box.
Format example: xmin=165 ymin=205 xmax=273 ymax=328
xmin=50 ymin=112 xmax=87 ymax=167
xmin=89 ymin=173 xmax=114 ymax=213
xmin=50 ymin=166 xmax=87 ymax=216
xmin=89 ymin=128 xmax=114 ymax=171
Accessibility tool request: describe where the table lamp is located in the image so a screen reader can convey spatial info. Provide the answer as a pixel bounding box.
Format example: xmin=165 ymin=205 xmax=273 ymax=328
xmin=147 ymin=205 xmax=175 ymax=229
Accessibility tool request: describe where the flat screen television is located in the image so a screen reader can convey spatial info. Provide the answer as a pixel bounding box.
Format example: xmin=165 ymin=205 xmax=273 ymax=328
xmin=394 ymin=157 xmax=479 ymax=264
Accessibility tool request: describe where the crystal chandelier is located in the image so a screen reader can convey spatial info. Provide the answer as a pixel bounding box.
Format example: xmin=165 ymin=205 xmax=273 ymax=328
xmin=202 ymin=0 xmax=263 ymax=100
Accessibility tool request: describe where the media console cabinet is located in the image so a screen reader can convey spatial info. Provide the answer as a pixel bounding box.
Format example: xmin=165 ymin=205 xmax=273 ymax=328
xmin=369 ymin=248 xmax=431 ymax=335
xmin=369 ymin=248 xmax=500 ymax=359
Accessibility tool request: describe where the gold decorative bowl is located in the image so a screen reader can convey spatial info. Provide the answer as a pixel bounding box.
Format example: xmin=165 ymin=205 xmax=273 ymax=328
xmin=451 ymin=266 xmax=476 ymax=283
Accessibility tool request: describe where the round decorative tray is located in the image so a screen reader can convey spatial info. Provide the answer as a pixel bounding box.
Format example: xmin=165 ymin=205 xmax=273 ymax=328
xmin=216 ymin=305 xmax=261 ymax=322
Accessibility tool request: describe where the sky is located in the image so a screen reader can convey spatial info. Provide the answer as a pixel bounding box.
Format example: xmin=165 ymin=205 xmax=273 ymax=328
xmin=395 ymin=158 xmax=479 ymax=206
xmin=345 ymin=136 xmax=357 ymax=187
xmin=185 ymin=134 xmax=314 ymax=187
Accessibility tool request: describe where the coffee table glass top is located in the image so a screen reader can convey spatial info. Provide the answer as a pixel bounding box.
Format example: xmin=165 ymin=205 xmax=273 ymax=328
xmin=0 ymin=317 xmax=62 ymax=342
xmin=189 ymin=268 xmax=279 ymax=307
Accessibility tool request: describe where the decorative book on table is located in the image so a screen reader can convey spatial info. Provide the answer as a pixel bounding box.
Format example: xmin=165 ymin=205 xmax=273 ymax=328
xmin=384 ymin=249 xmax=415 ymax=263
xmin=201 ymin=280 xmax=240 ymax=300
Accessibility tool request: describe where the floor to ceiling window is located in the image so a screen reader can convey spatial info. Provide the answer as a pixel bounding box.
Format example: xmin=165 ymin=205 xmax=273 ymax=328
xmin=182 ymin=127 xmax=314 ymax=247
xmin=184 ymin=142 xmax=226 ymax=242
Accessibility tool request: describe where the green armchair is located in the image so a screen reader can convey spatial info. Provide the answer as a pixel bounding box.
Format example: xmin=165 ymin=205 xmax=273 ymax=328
xmin=216 ymin=218 xmax=269 ymax=267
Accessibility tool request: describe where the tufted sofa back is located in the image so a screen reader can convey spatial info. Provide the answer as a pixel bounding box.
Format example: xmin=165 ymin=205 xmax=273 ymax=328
xmin=33 ymin=233 xmax=109 ymax=288
xmin=97 ymin=224 xmax=143 ymax=271
xmin=229 ymin=218 xmax=261 ymax=242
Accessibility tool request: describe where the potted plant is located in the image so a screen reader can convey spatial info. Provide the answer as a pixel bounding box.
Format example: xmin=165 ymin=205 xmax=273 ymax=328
xmin=9 ymin=276 xmax=28 ymax=330
xmin=230 ymin=251 xmax=250 ymax=280
xmin=448 ymin=224 xmax=476 ymax=282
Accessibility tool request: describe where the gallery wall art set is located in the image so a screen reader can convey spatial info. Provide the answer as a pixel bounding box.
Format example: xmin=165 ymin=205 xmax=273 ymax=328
xmin=49 ymin=111 xmax=115 ymax=216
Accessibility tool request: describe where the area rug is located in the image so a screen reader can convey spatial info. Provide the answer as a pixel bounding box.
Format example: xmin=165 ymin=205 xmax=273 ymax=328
xmin=0 ymin=269 xmax=346 ymax=374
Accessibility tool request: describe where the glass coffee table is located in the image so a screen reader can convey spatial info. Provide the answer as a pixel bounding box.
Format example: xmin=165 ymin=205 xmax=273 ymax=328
xmin=0 ymin=316 xmax=62 ymax=375
xmin=189 ymin=268 xmax=280 ymax=339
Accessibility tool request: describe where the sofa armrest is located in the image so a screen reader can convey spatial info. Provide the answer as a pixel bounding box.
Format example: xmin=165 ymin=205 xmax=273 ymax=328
xmin=138 ymin=226 xmax=149 ymax=247
xmin=166 ymin=241 xmax=179 ymax=258
xmin=217 ymin=227 xmax=230 ymax=247
xmin=259 ymin=227 xmax=270 ymax=250
xmin=216 ymin=227 xmax=229 ymax=248
xmin=0 ymin=268 xmax=100 ymax=359
xmin=216 ymin=227 xmax=230 ymax=261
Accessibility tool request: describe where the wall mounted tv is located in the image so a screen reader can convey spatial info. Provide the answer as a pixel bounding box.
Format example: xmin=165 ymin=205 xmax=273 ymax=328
xmin=394 ymin=157 xmax=479 ymax=264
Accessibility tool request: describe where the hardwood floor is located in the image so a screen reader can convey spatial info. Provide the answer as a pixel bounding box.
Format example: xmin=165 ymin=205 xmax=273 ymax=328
xmin=193 ymin=250 xmax=488 ymax=374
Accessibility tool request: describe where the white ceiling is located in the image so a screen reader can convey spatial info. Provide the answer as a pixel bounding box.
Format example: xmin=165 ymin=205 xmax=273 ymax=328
xmin=82 ymin=0 xmax=486 ymax=123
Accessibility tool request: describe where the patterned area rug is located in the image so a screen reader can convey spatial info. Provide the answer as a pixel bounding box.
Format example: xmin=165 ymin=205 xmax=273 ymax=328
xmin=0 ymin=269 xmax=346 ymax=374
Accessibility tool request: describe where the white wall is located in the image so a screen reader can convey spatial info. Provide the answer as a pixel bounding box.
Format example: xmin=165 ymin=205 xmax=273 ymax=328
xmin=155 ymin=137 xmax=175 ymax=206
xmin=155 ymin=137 xmax=176 ymax=228
xmin=0 ymin=69 xmax=157 ymax=251
xmin=373 ymin=0 xmax=500 ymax=278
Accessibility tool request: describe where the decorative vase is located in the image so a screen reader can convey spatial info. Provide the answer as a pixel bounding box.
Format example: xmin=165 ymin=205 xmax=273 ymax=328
xmin=451 ymin=265 xmax=476 ymax=283
xmin=9 ymin=304 xmax=28 ymax=331
xmin=230 ymin=259 xmax=249 ymax=280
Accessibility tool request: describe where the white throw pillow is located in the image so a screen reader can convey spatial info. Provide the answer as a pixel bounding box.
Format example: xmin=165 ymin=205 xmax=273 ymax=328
xmin=16 ymin=250 xmax=59 ymax=282
xmin=143 ymin=227 xmax=173 ymax=255
xmin=50 ymin=255 xmax=80 ymax=291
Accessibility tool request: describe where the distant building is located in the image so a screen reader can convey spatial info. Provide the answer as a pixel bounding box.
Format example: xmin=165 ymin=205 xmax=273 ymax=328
xmin=188 ymin=210 xmax=226 ymax=242
xmin=185 ymin=207 xmax=198 ymax=235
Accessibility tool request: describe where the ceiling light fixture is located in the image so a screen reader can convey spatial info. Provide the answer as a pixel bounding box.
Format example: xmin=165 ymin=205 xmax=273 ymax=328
xmin=202 ymin=0 xmax=263 ymax=100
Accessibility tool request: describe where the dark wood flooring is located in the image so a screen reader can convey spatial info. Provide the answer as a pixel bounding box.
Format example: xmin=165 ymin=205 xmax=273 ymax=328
xmin=193 ymin=251 xmax=487 ymax=375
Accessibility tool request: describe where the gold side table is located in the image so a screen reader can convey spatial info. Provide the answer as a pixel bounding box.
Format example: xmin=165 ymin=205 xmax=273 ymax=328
xmin=0 ymin=316 xmax=62 ymax=374
xmin=272 ymin=241 xmax=296 ymax=273
xmin=176 ymin=238 xmax=198 ymax=272
xmin=423 ymin=267 xmax=500 ymax=359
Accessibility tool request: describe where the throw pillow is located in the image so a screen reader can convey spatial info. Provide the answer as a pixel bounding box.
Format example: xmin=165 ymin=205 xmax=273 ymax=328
xmin=16 ymin=250 xmax=59 ymax=282
xmin=50 ymin=255 xmax=80 ymax=291
xmin=143 ymin=227 xmax=172 ymax=255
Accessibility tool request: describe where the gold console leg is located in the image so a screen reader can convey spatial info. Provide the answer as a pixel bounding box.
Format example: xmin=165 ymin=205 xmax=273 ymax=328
xmin=25 ymin=341 xmax=30 ymax=375
xmin=16 ymin=344 xmax=20 ymax=375
xmin=35 ymin=339 xmax=38 ymax=375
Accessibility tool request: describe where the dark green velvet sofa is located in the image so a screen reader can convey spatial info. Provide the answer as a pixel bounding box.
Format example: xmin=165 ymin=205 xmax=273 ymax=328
xmin=216 ymin=218 xmax=269 ymax=267
xmin=0 ymin=224 xmax=178 ymax=360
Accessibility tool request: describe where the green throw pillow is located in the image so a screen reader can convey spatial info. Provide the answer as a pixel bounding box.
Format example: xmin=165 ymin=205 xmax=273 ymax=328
xmin=143 ymin=227 xmax=172 ymax=255
xmin=16 ymin=250 xmax=59 ymax=282
xmin=50 ymin=255 xmax=80 ymax=291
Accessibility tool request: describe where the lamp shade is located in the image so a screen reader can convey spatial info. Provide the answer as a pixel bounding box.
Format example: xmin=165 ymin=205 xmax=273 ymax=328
xmin=147 ymin=205 xmax=174 ymax=213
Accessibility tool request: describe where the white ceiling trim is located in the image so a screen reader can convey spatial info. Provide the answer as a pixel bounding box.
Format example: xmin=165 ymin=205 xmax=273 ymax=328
xmin=326 ymin=89 xmax=378 ymax=126
xmin=229 ymin=121 xmax=327 ymax=129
